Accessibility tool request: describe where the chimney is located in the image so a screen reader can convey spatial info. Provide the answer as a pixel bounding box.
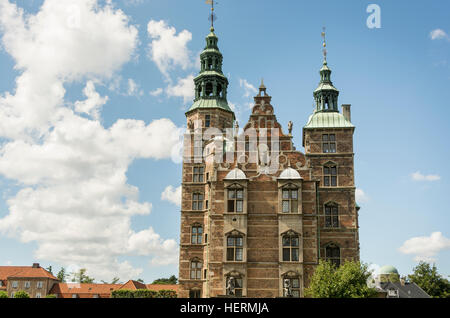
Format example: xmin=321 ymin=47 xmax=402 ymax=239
xmin=342 ymin=104 xmax=351 ymax=122
xmin=32 ymin=263 xmax=40 ymax=268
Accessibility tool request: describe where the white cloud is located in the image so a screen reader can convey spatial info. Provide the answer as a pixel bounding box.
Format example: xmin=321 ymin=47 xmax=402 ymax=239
xmin=166 ymin=74 xmax=195 ymax=104
xmin=161 ymin=185 xmax=181 ymax=207
xmin=411 ymin=171 xmax=441 ymax=182
xmin=0 ymin=0 xmax=181 ymax=281
xmin=147 ymin=19 xmax=192 ymax=78
xmin=430 ymin=29 xmax=449 ymax=41
xmin=239 ymin=78 xmax=257 ymax=98
xmin=399 ymin=232 xmax=450 ymax=262
xmin=150 ymin=87 xmax=163 ymax=97
xmin=74 ymin=81 xmax=108 ymax=120
xmin=355 ymin=188 xmax=369 ymax=204
xmin=127 ymin=78 xmax=144 ymax=97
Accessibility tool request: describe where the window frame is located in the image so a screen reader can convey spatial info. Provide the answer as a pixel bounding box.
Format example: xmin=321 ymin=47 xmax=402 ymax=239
xmin=193 ymin=166 xmax=205 ymax=183
xmin=325 ymin=244 xmax=341 ymax=267
xmin=323 ymin=164 xmax=338 ymax=187
xmin=226 ymin=235 xmax=244 ymax=262
xmin=192 ymin=193 xmax=204 ymax=211
xmin=322 ymin=134 xmax=336 ymax=153
xmin=191 ymin=224 xmax=203 ymax=245
xmin=324 ymin=203 xmax=339 ymax=228
xmin=282 ymin=232 xmax=300 ymax=262
xmin=282 ymin=276 xmax=301 ymax=298
xmin=282 ymin=187 xmax=299 ymax=213
xmin=190 ymin=259 xmax=202 ymax=280
xmin=227 ymin=188 xmax=244 ymax=213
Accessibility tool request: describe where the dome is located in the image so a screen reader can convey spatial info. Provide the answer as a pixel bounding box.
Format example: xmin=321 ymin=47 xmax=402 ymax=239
xmin=379 ymin=265 xmax=399 ymax=275
xmin=225 ymin=168 xmax=247 ymax=180
xmin=278 ymin=168 xmax=302 ymax=180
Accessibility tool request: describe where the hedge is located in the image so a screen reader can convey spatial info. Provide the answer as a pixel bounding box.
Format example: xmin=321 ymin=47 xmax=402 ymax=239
xmin=14 ymin=291 xmax=30 ymax=298
xmin=111 ymin=289 xmax=177 ymax=298
xmin=0 ymin=291 xmax=8 ymax=298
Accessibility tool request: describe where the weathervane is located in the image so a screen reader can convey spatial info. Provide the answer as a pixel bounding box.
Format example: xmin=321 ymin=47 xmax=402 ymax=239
xmin=206 ymin=0 xmax=218 ymax=30
xmin=321 ymin=27 xmax=327 ymax=62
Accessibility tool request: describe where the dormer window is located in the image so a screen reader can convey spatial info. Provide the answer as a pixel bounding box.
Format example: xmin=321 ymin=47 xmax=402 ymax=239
xmin=227 ymin=235 xmax=243 ymax=261
xmin=282 ymin=232 xmax=299 ymax=262
xmin=282 ymin=187 xmax=298 ymax=213
xmin=227 ymin=188 xmax=244 ymax=212
xmin=322 ymin=134 xmax=336 ymax=153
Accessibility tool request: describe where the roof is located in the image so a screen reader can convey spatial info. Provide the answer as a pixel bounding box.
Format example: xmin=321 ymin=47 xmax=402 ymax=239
xmin=146 ymin=284 xmax=179 ymax=292
xmin=49 ymin=283 xmax=120 ymax=296
xmin=378 ymin=282 xmax=431 ymax=298
xmin=119 ymin=280 xmax=147 ymax=290
xmin=379 ymin=265 xmax=399 ymax=275
xmin=278 ymin=168 xmax=302 ymax=180
xmin=225 ymin=168 xmax=247 ymax=180
xmin=304 ymin=111 xmax=354 ymax=129
xmin=0 ymin=266 xmax=58 ymax=280
xmin=314 ymin=82 xmax=339 ymax=93
xmin=186 ymin=98 xmax=233 ymax=114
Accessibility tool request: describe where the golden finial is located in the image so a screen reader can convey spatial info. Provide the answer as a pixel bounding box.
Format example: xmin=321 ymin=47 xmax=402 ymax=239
xmin=321 ymin=27 xmax=327 ymax=63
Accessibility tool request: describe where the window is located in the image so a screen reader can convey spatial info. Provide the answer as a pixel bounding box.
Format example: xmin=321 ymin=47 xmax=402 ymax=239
xmin=226 ymin=276 xmax=243 ymax=297
xmin=387 ymin=289 xmax=399 ymax=298
xmin=10 ymin=292 xmax=15 ymax=298
xmin=93 ymin=294 xmax=99 ymax=298
xmin=189 ymin=289 xmax=201 ymax=298
xmin=283 ymin=277 xmax=300 ymax=298
xmin=325 ymin=245 xmax=341 ymax=267
xmin=282 ymin=188 xmax=298 ymax=213
xmin=191 ymin=225 xmax=203 ymax=244
xmin=282 ymin=232 xmax=299 ymax=262
xmin=323 ymin=165 xmax=337 ymax=187
xmin=194 ymin=140 xmax=203 ymax=158
xmin=36 ymin=293 xmax=42 ymax=298
xmin=37 ymin=281 xmax=43 ymax=289
xmin=322 ymin=134 xmax=336 ymax=153
xmin=193 ymin=166 xmax=204 ymax=183
xmin=12 ymin=281 xmax=18 ymax=288
xmin=227 ymin=235 xmax=243 ymax=261
xmin=192 ymin=193 xmax=204 ymax=210
xmin=72 ymin=294 xmax=78 ymax=298
xmin=24 ymin=281 xmax=31 ymax=289
xmin=227 ymin=188 xmax=244 ymax=212
xmin=205 ymin=115 xmax=211 ymax=128
xmin=325 ymin=204 xmax=339 ymax=228
xmin=190 ymin=260 xmax=202 ymax=280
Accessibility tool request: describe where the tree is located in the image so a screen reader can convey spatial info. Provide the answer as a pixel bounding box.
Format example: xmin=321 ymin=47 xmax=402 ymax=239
xmin=0 ymin=291 xmax=8 ymax=298
xmin=14 ymin=291 xmax=30 ymax=298
xmin=57 ymin=267 xmax=67 ymax=282
xmin=152 ymin=275 xmax=178 ymax=285
xmin=136 ymin=278 xmax=144 ymax=283
xmin=305 ymin=260 xmax=378 ymax=298
xmin=408 ymin=262 xmax=450 ymax=298
xmin=71 ymin=268 xmax=95 ymax=284
xmin=46 ymin=266 xmax=53 ymax=275
xmin=101 ymin=277 xmax=121 ymax=284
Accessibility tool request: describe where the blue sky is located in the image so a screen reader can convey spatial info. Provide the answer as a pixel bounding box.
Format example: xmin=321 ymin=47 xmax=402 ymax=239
xmin=0 ymin=0 xmax=449 ymax=283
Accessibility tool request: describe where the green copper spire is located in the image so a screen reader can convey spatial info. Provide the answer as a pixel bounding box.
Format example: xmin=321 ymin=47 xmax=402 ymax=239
xmin=186 ymin=12 xmax=233 ymax=115
xmin=313 ymin=28 xmax=339 ymax=113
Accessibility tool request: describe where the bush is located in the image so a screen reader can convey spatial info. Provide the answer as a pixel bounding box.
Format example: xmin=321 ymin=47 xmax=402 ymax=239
xmin=111 ymin=289 xmax=135 ymax=298
xmin=45 ymin=294 xmax=57 ymax=298
xmin=14 ymin=291 xmax=30 ymax=298
xmin=157 ymin=290 xmax=177 ymax=298
xmin=0 ymin=291 xmax=8 ymax=298
xmin=134 ymin=289 xmax=158 ymax=298
xmin=110 ymin=289 xmax=177 ymax=298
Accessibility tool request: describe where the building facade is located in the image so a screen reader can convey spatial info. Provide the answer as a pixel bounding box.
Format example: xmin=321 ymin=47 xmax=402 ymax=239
xmin=178 ymin=26 xmax=360 ymax=298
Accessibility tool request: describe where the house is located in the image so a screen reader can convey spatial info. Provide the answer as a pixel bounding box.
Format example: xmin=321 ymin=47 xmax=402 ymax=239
xmin=0 ymin=263 xmax=59 ymax=298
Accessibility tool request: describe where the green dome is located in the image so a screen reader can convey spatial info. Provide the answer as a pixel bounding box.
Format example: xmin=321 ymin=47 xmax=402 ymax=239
xmin=379 ymin=265 xmax=399 ymax=275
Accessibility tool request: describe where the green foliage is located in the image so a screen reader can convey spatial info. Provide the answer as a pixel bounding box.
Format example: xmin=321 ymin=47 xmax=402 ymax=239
xmin=152 ymin=275 xmax=178 ymax=285
xmin=101 ymin=277 xmax=120 ymax=284
xmin=0 ymin=291 xmax=8 ymax=298
xmin=408 ymin=262 xmax=450 ymax=298
xmin=305 ymin=260 xmax=378 ymax=298
xmin=71 ymin=268 xmax=95 ymax=284
xmin=46 ymin=266 xmax=53 ymax=275
xmin=45 ymin=294 xmax=57 ymax=298
xmin=57 ymin=267 xmax=67 ymax=283
xmin=111 ymin=289 xmax=177 ymax=298
xmin=14 ymin=291 xmax=30 ymax=298
xmin=136 ymin=279 xmax=144 ymax=283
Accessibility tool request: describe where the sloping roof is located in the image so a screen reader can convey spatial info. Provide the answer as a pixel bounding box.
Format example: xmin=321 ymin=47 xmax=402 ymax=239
xmin=379 ymin=282 xmax=431 ymax=298
xmin=49 ymin=283 xmax=121 ymax=296
xmin=304 ymin=111 xmax=354 ymax=129
xmin=0 ymin=266 xmax=58 ymax=280
xmin=186 ymin=98 xmax=233 ymax=114
xmin=119 ymin=280 xmax=147 ymax=290
xmin=145 ymin=284 xmax=179 ymax=292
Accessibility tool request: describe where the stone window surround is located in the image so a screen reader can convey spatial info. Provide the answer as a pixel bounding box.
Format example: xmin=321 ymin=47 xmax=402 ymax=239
xmin=324 ymin=243 xmax=341 ymax=267
xmin=277 ymin=180 xmax=302 ymax=214
xmin=224 ymin=270 xmax=246 ymax=298
xmin=280 ymin=271 xmax=302 ymax=298
xmin=223 ymin=229 xmax=247 ymax=263
xmin=192 ymin=192 xmax=205 ymax=211
xmin=323 ymin=161 xmax=338 ymax=187
xmin=192 ymin=165 xmax=205 ymax=183
xmin=224 ymin=181 xmax=248 ymax=215
xmin=190 ymin=223 xmax=204 ymax=245
xmin=279 ymin=230 xmax=302 ymax=263
xmin=190 ymin=257 xmax=203 ymax=280
xmin=324 ymin=201 xmax=340 ymax=229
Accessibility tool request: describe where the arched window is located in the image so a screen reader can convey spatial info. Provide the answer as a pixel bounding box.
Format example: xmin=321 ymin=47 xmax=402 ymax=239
xmin=325 ymin=203 xmax=339 ymax=228
xmin=323 ymin=165 xmax=337 ymax=187
xmin=192 ymin=193 xmax=204 ymax=210
xmin=325 ymin=245 xmax=340 ymax=267
xmin=205 ymin=82 xmax=213 ymax=96
xmin=227 ymin=187 xmax=244 ymax=212
xmin=226 ymin=234 xmax=243 ymax=261
xmin=282 ymin=185 xmax=298 ymax=213
xmin=282 ymin=231 xmax=299 ymax=262
xmin=207 ymin=58 xmax=212 ymax=70
xmin=191 ymin=225 xmax=203 ymax=244
xmin=282 ymin=272 xmax=300 ymax=298
xmin=190 ymin=259 xmax=202 ymax=280
xmin=217 ymin=84 xmax=222 ymax=98
xmin=226 ymin=272 xmax=243 ymax=297
xmin=189 ymin=288 xmax=201 ymax=298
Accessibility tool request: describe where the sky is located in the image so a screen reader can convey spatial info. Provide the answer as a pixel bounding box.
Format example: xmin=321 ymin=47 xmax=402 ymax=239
xmin=0 ymin=0 xmax=449 ymax=283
